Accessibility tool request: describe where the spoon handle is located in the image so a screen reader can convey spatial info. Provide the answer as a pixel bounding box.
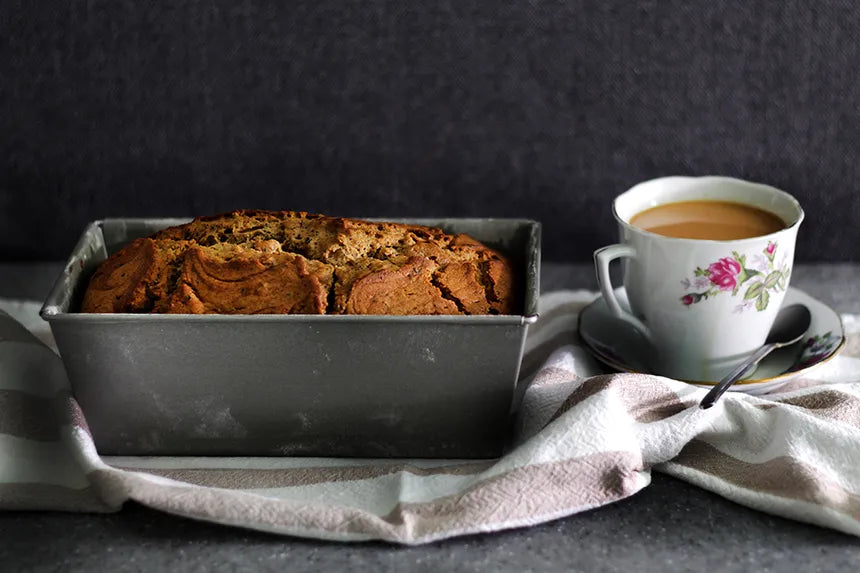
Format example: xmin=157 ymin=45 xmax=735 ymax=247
xmin=699 ymin=343 xmax=777 ymax=409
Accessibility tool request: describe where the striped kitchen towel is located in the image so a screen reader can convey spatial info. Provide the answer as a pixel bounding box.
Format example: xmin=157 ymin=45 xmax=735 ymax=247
xmin=1 ymin=292 xmax=859 ymax=544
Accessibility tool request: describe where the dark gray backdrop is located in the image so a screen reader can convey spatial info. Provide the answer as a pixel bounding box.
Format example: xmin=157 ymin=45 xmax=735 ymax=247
xmin=2 ymin=0 xmax=859 ymax=262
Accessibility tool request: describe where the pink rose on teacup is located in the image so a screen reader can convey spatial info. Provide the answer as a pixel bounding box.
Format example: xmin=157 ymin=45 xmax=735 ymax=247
xmin=708 ymin=258 xmax=741 ymax=291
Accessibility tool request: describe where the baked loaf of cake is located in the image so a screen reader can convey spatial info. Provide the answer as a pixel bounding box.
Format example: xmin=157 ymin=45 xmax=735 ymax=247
xmin=81 ymin=210 xmax=516 ymax=315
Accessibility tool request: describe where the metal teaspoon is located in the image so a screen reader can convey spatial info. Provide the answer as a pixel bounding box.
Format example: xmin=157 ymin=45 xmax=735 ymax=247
xmin=699 ymin=304 xmax=812 ymax=409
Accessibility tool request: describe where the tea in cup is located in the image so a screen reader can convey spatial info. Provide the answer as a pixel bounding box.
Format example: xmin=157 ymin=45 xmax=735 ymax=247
xmin=594 ymin=176 xmax=804 ymax=382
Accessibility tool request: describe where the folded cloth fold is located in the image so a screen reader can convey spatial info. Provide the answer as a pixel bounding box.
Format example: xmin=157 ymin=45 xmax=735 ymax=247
xmin=1 ymin=293 xmax=858 ymax=544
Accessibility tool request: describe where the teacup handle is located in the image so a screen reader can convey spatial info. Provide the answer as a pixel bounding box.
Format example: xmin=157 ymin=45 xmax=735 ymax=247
xmin=593 ymin=244 xmax=652 ymax=339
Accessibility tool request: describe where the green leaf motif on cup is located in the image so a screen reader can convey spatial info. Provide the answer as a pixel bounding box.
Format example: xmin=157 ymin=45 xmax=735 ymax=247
xmin=763 ymin=270 xmax=781 ymax=289
xmin=679 ymin=241 xmax=790 ymax=312
xmin=744 ymin=282 xmax=764 ymax=300
xmin=755 ymin=289 xmax=770 ymax=312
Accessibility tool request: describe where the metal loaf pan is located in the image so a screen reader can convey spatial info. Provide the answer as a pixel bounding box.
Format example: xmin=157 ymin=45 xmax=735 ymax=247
xmin=41 ymin=217 xmax=541 ymax=458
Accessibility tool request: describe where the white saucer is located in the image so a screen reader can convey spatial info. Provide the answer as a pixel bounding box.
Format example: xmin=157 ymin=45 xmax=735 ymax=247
xmin=577 ymin=286 xmax=845 ymax=395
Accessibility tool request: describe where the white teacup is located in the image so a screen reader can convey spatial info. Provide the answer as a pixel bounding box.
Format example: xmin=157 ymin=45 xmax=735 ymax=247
xmin=594 ymin=176 xmax=804 ymax=382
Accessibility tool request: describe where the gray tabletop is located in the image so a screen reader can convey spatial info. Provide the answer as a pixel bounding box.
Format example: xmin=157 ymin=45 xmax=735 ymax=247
xmin=1 ymin=262 xmax=859 ymax=572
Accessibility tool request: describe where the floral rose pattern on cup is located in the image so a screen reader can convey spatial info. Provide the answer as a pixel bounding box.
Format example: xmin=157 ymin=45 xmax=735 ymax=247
xmin=680 ymin=241 xmax=790 ymax=312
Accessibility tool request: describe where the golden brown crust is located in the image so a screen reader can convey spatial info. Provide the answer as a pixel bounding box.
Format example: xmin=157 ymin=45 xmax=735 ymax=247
xmin=163 ymin=246 xmax=332 ymax=314
xmin=81 ymin=210 xmax=517 ymax=315
xmin=81 ymin=237 xmax=185 ymax=313
xmin=342 ymin=256 xmax=459 ymax=315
